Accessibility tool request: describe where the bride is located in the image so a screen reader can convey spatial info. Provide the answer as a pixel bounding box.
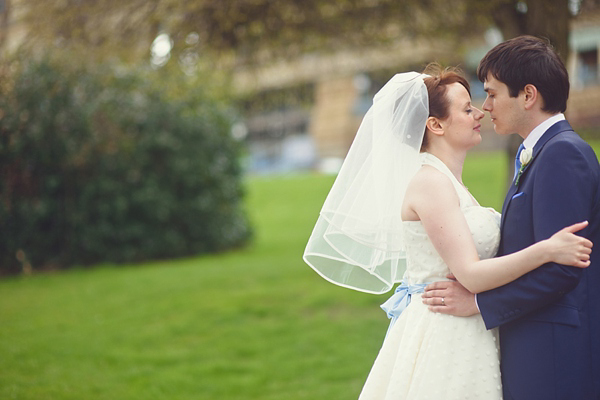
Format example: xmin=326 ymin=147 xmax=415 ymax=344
xmin=303 ymin=65 xmax=592 ymax=399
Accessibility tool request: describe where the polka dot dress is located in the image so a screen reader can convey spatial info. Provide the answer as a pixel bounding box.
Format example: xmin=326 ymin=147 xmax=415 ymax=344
xmin=358 ymin=153 xmax=503 ymax=400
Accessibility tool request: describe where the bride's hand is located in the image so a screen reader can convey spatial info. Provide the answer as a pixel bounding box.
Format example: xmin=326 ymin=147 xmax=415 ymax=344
xmin=547 ymin=221 xmax=593 ymax=268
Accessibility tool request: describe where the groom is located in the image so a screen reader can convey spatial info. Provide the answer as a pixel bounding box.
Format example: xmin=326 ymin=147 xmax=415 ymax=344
xmin=422 ymin=36 xmax=600 ymax=400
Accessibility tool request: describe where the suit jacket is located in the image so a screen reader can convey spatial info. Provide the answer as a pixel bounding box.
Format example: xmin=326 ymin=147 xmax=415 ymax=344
xmin=477 ymin=120 xmax=600 ymax=400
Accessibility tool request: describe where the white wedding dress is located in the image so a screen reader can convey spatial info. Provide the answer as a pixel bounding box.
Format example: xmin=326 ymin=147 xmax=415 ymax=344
xmin=358 ymin=153 xmax=503 ymax=400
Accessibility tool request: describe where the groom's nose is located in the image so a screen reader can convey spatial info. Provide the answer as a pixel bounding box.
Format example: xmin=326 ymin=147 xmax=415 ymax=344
xmin=482 ymin=96 xmax=492 ymax=112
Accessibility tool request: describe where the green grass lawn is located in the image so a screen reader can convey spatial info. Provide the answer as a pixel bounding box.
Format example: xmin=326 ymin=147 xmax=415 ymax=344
xmin=0 ymin=145 xmax=596 ymax=400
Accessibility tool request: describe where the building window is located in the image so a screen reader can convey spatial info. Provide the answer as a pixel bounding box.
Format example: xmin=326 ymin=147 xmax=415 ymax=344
xmin=238 ymin=84 xmax=316 ymax=174
xmin=578 ymin=48 xmax=599 ymax=86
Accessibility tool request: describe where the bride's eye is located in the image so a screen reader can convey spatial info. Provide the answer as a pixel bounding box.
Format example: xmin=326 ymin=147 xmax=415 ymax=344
xmin=466 ymin=108 xmax=473 ymax=114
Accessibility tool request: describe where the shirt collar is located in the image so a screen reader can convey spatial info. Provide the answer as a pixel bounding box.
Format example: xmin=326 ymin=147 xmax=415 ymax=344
xmin=523 ymin=113 xmax=565 ymax=149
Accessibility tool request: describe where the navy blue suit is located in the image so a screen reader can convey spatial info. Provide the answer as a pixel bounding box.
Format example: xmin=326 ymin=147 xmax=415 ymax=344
xmin=477 ymin=120 xmax=600 ymax=400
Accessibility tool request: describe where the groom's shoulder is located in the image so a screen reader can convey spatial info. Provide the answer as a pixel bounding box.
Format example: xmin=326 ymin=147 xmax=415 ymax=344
xmin=541 ymin=130 xmax=599 ymax=173
xmin=547 ymin=122 xmax=595 ymax=155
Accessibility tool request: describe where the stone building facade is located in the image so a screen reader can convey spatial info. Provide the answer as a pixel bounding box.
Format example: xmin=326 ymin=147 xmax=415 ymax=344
xmin=235 ymin=12 xmax=600 ymax=173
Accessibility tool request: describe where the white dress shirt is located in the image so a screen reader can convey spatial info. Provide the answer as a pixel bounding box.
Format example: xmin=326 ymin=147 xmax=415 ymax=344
xmin=522 ymin=113 xmax=565 ymax=150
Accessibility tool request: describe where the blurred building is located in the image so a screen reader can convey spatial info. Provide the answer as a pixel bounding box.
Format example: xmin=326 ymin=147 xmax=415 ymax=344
xmin=235 ymin=12 xmax=600 ymax=174
xmin=567 ymin=10 xmax=600 ymax=128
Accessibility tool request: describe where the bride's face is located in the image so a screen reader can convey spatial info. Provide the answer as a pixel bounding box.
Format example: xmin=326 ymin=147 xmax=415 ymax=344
xmin=441 ymin=83 xmax=485 ymax=150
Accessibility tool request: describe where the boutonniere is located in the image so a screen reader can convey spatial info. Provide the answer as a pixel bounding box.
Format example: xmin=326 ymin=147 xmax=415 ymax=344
xmin=515 ymin=147 xmax=533 ymax=186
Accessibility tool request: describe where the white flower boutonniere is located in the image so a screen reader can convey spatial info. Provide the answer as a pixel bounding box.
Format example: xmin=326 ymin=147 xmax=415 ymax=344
xmin=515 ymin=147 xmax=533 ymax=186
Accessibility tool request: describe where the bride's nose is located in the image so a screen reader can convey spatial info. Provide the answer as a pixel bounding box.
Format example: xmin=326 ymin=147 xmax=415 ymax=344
xmin=473 ymin=107 xmax=484 ymax=120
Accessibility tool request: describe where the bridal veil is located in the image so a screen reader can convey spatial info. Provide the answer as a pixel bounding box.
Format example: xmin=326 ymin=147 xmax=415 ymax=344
xmin=303 ymin=72 xmax=429 ymax=294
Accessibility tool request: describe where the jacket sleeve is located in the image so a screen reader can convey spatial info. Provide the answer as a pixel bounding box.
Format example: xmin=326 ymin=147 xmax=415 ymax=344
xmin=477 ymin=138 xmax=596 ymax=330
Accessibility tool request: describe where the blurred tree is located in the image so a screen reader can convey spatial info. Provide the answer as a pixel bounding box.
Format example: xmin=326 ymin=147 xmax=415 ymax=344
xmin=14 ymin=0 xmax=474 ymax=66
xmin=11 ymin=0 xmax=598 ymax=68
xmin=8 ymin=0 xmax=600 ymax=186
xmin=0 ymin=0 xmax=9 ymax=49
xmin=10 ymin=0 xmax=159 ymax=63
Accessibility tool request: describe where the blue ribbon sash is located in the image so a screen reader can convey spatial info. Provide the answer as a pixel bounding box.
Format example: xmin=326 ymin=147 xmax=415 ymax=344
xmin=380 ymin=282 xmax=428 ymax=337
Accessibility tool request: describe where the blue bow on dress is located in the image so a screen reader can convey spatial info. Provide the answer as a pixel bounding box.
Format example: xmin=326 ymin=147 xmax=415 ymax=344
xmin=380 ymin=282 xmax=428 ymax=336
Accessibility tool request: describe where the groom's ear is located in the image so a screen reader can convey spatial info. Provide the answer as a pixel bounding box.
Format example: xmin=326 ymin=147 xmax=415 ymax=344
xmin=425 ymin=116 xmax=444 ymax=136
xmin=523 ymin=84 xmax=540 ymax=110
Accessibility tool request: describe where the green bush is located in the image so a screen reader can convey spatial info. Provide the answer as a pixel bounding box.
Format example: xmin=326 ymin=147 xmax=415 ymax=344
xmin=0 ymin=57 xmax=251 ymax=274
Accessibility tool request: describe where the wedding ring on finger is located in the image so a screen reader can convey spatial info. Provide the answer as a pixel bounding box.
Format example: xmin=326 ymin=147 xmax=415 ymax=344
xmin=441 ymin=297 xmax=445 ymax=306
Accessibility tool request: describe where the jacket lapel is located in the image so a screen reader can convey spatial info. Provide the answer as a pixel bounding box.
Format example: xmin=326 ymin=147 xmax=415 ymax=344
xmin=500 ymin=181 xmax=518 ymax=229
xmin=527 ymin=120 xmax=573 ymax=169
xmin=499 ymin=120 xmax=574 ymax=230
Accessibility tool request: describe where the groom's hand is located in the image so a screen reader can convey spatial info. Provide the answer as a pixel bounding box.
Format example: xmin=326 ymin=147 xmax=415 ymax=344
xmin=422 ymin=274 xmax=480 ymax=317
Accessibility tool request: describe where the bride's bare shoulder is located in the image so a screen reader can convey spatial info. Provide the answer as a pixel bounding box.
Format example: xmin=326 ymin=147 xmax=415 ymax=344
xmin=408 ymin=165 xmax=455 ymax=197
xmin=402 ymin=165 xmax=460 ymax=220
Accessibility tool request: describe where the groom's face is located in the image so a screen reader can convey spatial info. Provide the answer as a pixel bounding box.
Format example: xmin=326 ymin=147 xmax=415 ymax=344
xmin=482 ymin=75 xmax=525 ymax=136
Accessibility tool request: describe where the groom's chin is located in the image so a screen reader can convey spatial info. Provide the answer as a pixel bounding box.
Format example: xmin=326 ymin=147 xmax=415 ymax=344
xmin=492 ymin=127 xmax=513 ymax=136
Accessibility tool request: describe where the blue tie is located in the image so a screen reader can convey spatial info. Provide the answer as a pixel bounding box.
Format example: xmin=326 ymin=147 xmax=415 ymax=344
xmin=514 ymin=143 xmax=525 ymax=179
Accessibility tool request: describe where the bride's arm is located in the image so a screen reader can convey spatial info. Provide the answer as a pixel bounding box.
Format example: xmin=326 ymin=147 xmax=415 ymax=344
xmin=406 ymin=168 xmax=592 ymax=294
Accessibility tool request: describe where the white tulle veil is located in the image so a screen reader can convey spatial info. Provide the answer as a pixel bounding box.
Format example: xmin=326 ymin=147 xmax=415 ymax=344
xmin=303 ymin=72 xmax=429 ymax=294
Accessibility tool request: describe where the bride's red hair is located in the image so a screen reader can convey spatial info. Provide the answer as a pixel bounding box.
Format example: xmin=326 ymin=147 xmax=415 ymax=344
xmin=421 ymin=63 xmax=471 ymax=150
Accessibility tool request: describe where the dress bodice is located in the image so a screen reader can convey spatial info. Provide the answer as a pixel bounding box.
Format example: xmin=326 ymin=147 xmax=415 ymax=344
xmin=402 ymin=153 xmax=501 ymax=284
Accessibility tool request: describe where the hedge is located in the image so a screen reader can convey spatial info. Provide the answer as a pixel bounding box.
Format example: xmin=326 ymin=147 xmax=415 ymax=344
xmin=0 ymin=57 xmax=251 ymax=274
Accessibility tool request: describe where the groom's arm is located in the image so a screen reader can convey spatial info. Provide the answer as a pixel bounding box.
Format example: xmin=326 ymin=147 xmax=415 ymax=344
xmin=424 ymin=138 xmax=596 ymax=325
xmin=476 ymin=139 xmax=594 ymax=329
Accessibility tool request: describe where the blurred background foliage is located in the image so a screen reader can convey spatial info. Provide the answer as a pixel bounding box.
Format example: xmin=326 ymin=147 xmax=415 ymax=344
xmin=0 ymin=53 xmax=250 ymax=274
xmin=14 ymin=0 xmax=600 ymax=67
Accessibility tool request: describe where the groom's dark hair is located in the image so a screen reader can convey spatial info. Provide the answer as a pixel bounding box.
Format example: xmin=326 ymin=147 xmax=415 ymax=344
xmin=477 ymin=35 xmax=569 ymax=113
